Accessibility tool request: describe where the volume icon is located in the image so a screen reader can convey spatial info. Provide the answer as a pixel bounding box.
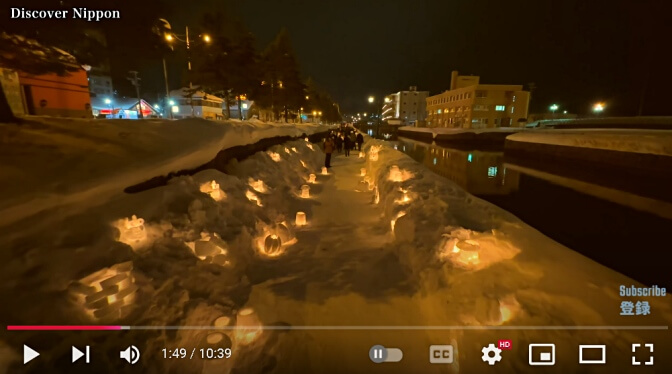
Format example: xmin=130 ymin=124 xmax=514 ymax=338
xmin=120 ymin=345 xmax=140 ymax=364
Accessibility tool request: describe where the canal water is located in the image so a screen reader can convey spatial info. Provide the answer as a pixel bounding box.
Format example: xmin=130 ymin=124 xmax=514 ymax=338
xmin=396 ymin=137 xmax=671 ymax=289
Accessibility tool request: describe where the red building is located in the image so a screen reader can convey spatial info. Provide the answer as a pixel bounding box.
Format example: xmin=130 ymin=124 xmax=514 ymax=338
xmin=17 ymin=68 xmax=92 ymax=118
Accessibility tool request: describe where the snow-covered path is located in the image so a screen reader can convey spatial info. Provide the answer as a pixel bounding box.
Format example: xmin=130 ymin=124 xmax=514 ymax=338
xmin=237 ymin=148 xmax=671 ymax=374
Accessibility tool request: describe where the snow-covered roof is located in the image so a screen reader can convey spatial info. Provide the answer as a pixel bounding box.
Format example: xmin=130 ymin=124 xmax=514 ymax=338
xmin=169 ymin=88 xmax=224 ymax=103
xmin=0 ymin=32 xmax=79 ymax=68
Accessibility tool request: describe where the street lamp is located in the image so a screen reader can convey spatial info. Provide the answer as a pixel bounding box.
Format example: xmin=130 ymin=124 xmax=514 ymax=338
xmin=549 ymin=104 xmax=559 ymax=113
xmin=368 ymin=96 xmax=374 ymax=104
xmin=593 ymin=102 xmax=605 ymax=114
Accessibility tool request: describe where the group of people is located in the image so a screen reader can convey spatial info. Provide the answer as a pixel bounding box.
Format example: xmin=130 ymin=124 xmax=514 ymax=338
xmin=322 ymin=124 xmax=365 ymax=168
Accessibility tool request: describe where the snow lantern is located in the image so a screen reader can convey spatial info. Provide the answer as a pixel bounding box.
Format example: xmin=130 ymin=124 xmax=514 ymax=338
xmin=235 ymin=308 xmax=263 ymax=345
xmin=304 ymin=137 xmax=309 ymax=142
xmin=300 ymin=185 xmax=310 ymax=198
xmin=291 ymin=147 xmax=298 ymax=153
xmin=360 ymin=168 xmax=367 ymax=177
xmin=295 ymin=212 xmax=307 ymax=226
xmin=388 ymin=165 xmax=402 ymax=182
xmin=263 ymin=234 xmax=282 ymax=256
xmin=308 ymin=174 xmax=317 ymax=184
xmin=284 ymin=147 xmax=291 ymax=154
xmin=390 ymin=211 xmax=407 ymax=232
xmin=245 ymin=190 xmax=263 ymax=206
xmin=307 ymin=143 xmax=314 ymax=151
xmin=187 ymin=232 xmax=230 ymax=265
xmin=199 ymin=180 xmax=226 ymax=201
xmin=268 ymin=151 xmax=282 ymax=162
xmin=321 ymin=167 xmax=328 ymax=175
xmin=249 ymin=178 xmax=268 ymax=194
xmin=359 ymin=152 xmax=365 ymax=158
xmin=69 ymin=261 xmax=137 ymax=322
xmin=369 ymin=152 xmax=379 ymax=161
xmin=122 ymin=215 xmax=147 ymax=243
xmin=214 ymin=316 xmax=232 ymax=328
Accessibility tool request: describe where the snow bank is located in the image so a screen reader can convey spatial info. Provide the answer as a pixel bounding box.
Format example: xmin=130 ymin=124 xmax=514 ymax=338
xmin=0 ymin=117 xmax=328 ymax=227
xmin=360 ymin=139 xmax=672 ymax=330
xmin=0 ymin=137 xmax=326 ymax=372
xmin=507 ymin=129 xmax=672 ymax=156
xmin=399 ymin=126 xmax=523 ymax=138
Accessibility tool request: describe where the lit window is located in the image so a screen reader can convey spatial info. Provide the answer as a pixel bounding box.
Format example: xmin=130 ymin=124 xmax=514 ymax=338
xmin=495 ymin=105 xmax=506 ymax=111
xmin=510 ymin=106 xmax=515 ymax=113
xmin=487 ymin=166 xmax=498 ymax=178
xmin=171 ymin=106 xmax=179 ymax=113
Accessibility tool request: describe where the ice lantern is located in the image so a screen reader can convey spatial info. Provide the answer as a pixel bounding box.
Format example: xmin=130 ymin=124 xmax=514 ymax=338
xmin=123 ymin=215 xmax=146 ymax=243
xmin=300 ymin=185 xmax=310 ymax=198
xmin=321 ymin=167 xmax=328 ymax=175
xmin=369 ymin=150 xmax=379 ymax=161
xmin=359 ymin=151 xmax=365 ymax=158
xmin=295 ymin=212 xmax=307 ymax=226
xmin=388 ymin=165 xmax=402 ymax=182
xmin=235 ymin=308 xmax=263 ymax=345
xmin=200 ymin=180 xmax=225 ymax=201
xmin=308 ymin=174 xmax=317 ymax=183
xmin=69 ymin=261 xmax=137 ymax=322
xmin=360 ymin=168 xmax=367 ymax=177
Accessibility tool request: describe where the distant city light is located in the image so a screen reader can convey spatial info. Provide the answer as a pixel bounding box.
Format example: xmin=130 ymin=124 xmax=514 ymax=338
xmin=563 ymin=110 xmax=567 ymax=114
xmin=169 ymin=100 xmax=175 ymax=106
xmin=368 ymin=96 xmax=375 ymax=103
xmin=549 ymin=104 xmax=559 ymax=113
xmin=165 ymin=34 xmax=173 ymax=42
xmin=203 ymin=34 xmax=211 ymax=43
xmin=154 ymin=104 xmax=160 ymax=109
xmin=104 ymin=98 xmax=111 ymax=104
xmin=593 ymin=102 xmax=605 ymax=113
xmin=384 ymin=97 xmax=391 ymax=103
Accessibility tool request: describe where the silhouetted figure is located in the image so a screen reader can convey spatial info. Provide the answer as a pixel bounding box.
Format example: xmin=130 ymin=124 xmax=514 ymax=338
xmin=344 ymin=135 xmax=353 ymax=156
xmin=335 ymin=135 xmax=343 ymax=153
xmin=356 ymin=133 xmax=364 ymax=151
xmin=324 ymin=137 xmax=335 ymax=168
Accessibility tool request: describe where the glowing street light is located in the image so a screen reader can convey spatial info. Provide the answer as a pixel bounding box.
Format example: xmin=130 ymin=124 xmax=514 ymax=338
xmin=165 ymin=34 xmax=174 ymax=42
xmin=203 ymin=34 xmax=211 ymax=43
xmin=549 ymin=104 xmax=559 ymax=113
xmin=593 ymin=102 xmax=605 ymax=114
xmin=104 ymin=98 xmax=111 ymax=105
xmin=384 ymin=97 xmax=391 ymax=103
xmin=368 ymin=96 xmax=375 ymax=103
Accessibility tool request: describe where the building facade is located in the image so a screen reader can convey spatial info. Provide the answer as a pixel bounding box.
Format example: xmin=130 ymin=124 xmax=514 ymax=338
xmin=426 ymin=71 xmax=530 ymax=128
xmin=169 ymin=88 xmax=224 ymax=120
xmin=382 ymin=86 xmax=428 ymax=126
xmin=18 ymin=69 xmax=92 ymax=118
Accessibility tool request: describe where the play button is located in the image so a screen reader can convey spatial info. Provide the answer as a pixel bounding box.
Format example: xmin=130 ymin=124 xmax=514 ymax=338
xmin=23 ymin=345 xmax=39 ymax=364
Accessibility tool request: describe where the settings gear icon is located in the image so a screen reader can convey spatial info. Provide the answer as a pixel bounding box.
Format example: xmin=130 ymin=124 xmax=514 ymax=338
xmin=481 ymin=343 xmax=502 ymax=365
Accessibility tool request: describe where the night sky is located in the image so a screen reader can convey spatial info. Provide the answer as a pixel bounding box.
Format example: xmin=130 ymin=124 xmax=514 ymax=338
xmin=6 ymin=0 xmax=670 ymax=116
xmin=175 ymin=0 xmax=669 ymax=116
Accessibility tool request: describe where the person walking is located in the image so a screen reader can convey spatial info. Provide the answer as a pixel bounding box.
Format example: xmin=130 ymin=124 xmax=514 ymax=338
xmin=356 ymin=132 xmax=364 ymax=151
xmin=335 ymin=134 xmax=343 ymax=154
xmin=323 ymin=136 xmax=335 ymax=168
xmin=344 ymin=133 xmax=353 ymax=156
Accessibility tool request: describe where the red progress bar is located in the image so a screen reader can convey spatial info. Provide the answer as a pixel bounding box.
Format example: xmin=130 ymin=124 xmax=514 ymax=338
xmin=7 ymin=325 xmax=123 ymax=331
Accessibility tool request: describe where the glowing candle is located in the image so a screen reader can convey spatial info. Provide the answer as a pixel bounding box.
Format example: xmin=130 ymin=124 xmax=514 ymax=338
xmin=360 ymin=168 xmax=367 ymax=177
xmin=308 ymin=174 xmax=316 ymax=183
xmin=295 ymin=212 xmax=307 ymax=226
xmin=359 ymin=152 xmax=365 ymax=158
xmin=300 ymin=185 xmax=310 ymax=198
xmin=322 ymin=167 xmax=328 ymax=175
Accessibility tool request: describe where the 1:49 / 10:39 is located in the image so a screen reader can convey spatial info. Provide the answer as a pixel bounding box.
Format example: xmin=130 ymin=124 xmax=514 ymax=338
xmin=162 ymin=348 xmax=232 ymax=359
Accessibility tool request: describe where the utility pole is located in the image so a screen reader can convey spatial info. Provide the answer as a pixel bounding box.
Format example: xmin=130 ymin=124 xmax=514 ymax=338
xmin=127 ymin=71 xmax=144 ymax=119
xmin=162 ymin=58 xmax=172 ymax=119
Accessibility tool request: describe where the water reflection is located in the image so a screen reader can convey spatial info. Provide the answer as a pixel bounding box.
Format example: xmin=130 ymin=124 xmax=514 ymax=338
xmin=398 ymin=138 xmax=519 ymax=196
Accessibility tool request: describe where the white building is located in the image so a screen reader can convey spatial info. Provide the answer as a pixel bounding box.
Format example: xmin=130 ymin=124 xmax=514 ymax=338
xmin=169 ymin=88 xmax=224 ymax=120
xmin=382 ymin=86 xmax=428 ymax=126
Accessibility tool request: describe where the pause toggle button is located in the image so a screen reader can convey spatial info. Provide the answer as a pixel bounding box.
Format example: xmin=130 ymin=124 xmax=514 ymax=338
xmin=369 ymin=345 xmax=403 ymax=363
